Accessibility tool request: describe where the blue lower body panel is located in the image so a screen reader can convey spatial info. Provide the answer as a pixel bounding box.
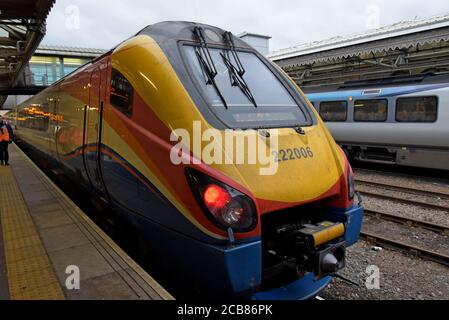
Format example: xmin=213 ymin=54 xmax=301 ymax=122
xmin=326 ymin=204 xmax=364 ymax=246
xmin=130 ymin=212 xmax=262 ymax=297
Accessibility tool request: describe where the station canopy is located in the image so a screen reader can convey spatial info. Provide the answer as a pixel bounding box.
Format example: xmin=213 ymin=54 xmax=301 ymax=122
xmin=268 ymin=13 xmax=449 ymax=92
xmin=0 ymin=0 xmax=55 ymax=104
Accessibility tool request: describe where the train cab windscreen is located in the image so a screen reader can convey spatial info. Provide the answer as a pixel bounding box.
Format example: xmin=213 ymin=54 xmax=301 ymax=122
xmin=183 ymin=45 xmax=312 ymax=129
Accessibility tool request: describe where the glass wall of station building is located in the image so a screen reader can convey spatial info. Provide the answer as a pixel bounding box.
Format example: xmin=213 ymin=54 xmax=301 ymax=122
xmin=28 ymin=56 xmax=90 ymax=86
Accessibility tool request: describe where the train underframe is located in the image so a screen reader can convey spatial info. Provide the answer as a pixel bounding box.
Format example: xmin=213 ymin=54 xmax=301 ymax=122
xmin=341 ymin=143 xmax=449 ymax=171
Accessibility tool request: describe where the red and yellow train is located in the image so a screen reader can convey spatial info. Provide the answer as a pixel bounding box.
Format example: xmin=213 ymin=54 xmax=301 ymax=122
xmin=9 ymin=21 xmax=363 ymax=299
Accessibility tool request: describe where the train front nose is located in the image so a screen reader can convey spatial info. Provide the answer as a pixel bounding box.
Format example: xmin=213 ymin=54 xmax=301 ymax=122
xmin=199 ymin=127 xmax=364 ymax=299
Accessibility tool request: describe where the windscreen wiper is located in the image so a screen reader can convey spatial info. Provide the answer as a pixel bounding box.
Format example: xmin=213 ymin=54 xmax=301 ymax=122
xmin=222 ymin=31 xmax=258 ymax=108
xmin=224 ymin=31 xmax=245 ymax=76
xmin=220 ymin=52 xmax=258 ymax=108
xmin=193 ymin=26 xmax=228 ymax=109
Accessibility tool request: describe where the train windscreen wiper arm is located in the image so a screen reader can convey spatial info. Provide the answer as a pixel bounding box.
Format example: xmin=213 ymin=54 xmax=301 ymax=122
xmin=221 ymin=32 xmax=258 ymax=108
xmin=193 ymin=26 xmax=228 ymax=109
xmin=223 ymin=31 xmax=246 ymax=76
xmin=220 ymin=52 xmax=258 ymax=108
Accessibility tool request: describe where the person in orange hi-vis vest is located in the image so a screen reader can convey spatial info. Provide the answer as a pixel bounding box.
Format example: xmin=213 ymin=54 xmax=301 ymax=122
xmin=0 ymin=116 xmax=14 ymax=166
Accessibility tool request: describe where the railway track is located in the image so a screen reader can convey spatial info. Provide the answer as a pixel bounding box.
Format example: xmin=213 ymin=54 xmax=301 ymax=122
xmin=357 ymin=189 xmax=449 ymax=212
xmin=355 ymin=171 xmax=449 ymax=267
xmin=355 ymin=179 xmax=449 ymax=200
xmin=364 ymin=209 xmax=449 ymax=234
xmin=360 ymin=230 xmax=449 ymax=267
xmin=362 ymin=208 xmax=449 ymax=267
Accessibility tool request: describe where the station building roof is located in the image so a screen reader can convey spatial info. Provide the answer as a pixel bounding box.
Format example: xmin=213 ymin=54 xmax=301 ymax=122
xmin=268 ymin=13 xmax=449 ymax=63
xmin=0 ymin=0 xmax=54 ymax=20
xmin=268 ymin=13 xmax=449 ymax=90
xmin=35 ymin=45 xmax=107 ymax=58
xmin=0 ymin=0 xmax=56 ymax=103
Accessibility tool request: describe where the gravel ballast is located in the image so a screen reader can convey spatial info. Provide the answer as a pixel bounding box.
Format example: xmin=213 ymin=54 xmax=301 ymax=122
xmin=321 ymin=241 xmax=449 ymax=300
xmin=321 ymin=168 xmax=449 ymax=299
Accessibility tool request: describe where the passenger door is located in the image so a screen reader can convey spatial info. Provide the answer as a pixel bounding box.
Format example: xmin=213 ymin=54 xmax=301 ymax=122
xmin=49 ymin=86 xmax=61 ymax=161
xmin=83 ymin=67 xmax=107 ymax=195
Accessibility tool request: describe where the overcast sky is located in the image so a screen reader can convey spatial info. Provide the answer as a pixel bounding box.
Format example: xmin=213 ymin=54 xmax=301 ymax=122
xmin=42 ymin=0 xmax=449 ymax=52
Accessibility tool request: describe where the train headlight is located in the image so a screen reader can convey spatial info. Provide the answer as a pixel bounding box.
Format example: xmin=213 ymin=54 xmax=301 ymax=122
xmin=186 ymin=169 xmax=258 ymax=232
xmin=348 ymin=166 xmax=355 ymax=200
xmin=221 ymin=196 xmax=253 ymax=227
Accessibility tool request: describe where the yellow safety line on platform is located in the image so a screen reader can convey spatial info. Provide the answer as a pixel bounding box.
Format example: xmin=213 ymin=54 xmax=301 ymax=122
xmin=0 ymin=166 xmax=65 ymax=300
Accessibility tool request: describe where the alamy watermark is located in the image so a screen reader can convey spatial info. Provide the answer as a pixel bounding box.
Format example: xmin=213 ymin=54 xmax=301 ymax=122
xmin=65 ymin=5 xmax=81 ymax=31
xmin=365 ymin=5 xmax=381 ymax=29
xmin=65 ymin=265 xmax=80 ymax=290
xmin=170 ymin=121 xmax=280 ymax=176
xmin=365 ymin=265 xmax=380 ymax=289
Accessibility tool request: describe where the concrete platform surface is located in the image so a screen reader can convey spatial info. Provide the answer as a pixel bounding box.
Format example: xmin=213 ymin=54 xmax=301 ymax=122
xmin=0 ymin=144 xmax=173 ymax=300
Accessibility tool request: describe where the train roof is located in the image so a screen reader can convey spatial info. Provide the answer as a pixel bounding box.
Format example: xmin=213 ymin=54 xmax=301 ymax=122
xmin=137 ymin=21 xmax=253 ymax=50
xmin=306 ymin=79 xmax=449 ymax=101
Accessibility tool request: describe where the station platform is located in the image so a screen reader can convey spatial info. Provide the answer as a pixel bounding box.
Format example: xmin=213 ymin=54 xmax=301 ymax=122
xmin=0 ymin=144 xmax=173 ymax=300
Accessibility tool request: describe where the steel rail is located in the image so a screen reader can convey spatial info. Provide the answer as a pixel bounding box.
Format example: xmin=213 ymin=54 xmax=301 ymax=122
xmin=364 ymin=209 xmax=449 ymax=234
xmin=358 ymin=189 xmax=449 ymax=212
xmin=356 ymin=179 xmax=449 ymax=200
xmin=360 ymin=230 xmax=449 ymax=267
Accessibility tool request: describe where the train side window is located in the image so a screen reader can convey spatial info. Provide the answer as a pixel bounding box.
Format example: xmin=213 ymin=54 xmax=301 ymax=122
xmin=395 ymin=96 xmax=437 ymax=122
xmin=319 ymin=101 xmax=347 ymax=122
xmin=110 ymin=69 xmax=134 ymax=117
xmin=353 ymin=99 xmax=388 ymax=122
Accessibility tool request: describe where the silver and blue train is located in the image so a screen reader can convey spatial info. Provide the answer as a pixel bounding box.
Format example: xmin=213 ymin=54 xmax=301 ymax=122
xmin=306 ymin=76 xmax=449 ymax=171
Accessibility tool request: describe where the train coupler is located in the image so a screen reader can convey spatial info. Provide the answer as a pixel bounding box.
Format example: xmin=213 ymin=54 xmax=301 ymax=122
xmin=276 ymin=221 xmax=346 ymax=279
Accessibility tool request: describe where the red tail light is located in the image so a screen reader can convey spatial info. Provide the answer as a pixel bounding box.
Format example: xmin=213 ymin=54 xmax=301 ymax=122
xmin=186 ymin=169 xmax=258 ymax=232
xmin=203 ymin=184 xmax=230 ymax=208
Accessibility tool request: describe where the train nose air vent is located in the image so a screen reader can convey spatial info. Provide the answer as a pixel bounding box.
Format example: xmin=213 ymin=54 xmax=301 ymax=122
xmin=362 ymin=89 xmax=382 ymax=95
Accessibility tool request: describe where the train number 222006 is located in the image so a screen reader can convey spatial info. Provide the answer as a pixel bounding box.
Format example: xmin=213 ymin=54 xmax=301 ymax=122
xmin=272 ymin=147 xmax=314 ymax=162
